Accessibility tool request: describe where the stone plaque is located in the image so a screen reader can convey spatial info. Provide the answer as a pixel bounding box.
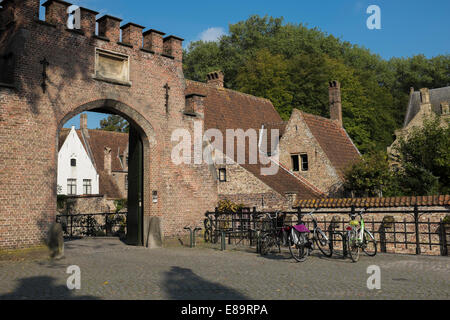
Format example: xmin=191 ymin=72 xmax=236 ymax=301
xmin=95 ymin=49 xmax=129 ymax=83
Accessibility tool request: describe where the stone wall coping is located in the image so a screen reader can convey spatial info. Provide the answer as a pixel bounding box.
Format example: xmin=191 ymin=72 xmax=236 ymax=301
xmin=294 ymin=195 xmax=450 ymax=209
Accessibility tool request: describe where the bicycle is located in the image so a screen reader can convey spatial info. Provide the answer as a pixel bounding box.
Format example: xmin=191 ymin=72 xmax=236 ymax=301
xmin=345 ymin=208 xmax=378 ymax=263
xmin=288 ymin=209 xmax=333 ymax=262
xmin=257 ymin=211 xmax=286 ymax=256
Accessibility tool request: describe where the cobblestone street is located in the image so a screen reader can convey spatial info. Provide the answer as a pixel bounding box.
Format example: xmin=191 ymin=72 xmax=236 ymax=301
xmin=0 ymin=238 xmax=448 ymax=300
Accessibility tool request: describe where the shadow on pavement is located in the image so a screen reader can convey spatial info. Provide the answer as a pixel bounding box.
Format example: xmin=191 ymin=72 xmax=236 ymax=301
xmin=163 ymin=266 xmax=248 ymax=300
xmin=0 ymin=276 xmax=99 ymax=300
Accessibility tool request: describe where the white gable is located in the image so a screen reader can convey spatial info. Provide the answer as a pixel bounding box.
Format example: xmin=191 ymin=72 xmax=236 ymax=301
xmin=57 ymin=127 xmax=99 ymax=196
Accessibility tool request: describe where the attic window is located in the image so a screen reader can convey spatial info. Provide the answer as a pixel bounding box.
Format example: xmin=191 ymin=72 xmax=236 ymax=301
xmin=71 ymin=159 xmax=77 ymax=167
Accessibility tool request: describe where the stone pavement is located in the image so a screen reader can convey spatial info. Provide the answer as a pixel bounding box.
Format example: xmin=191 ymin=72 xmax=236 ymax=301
xmin=0 ymin=238 xmax=448 ymax=300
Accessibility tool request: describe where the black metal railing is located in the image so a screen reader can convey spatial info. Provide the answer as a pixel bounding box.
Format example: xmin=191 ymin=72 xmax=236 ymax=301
xmin=56 ymin=213 xmax=127 ymax=239
xmin=204 ymin=207 xmax=450 ymax=256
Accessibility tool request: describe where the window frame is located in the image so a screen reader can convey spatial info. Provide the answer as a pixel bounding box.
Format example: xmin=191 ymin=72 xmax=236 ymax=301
xmin=83 ymin=179 xmax=92 ymax=195
xmin=67 ymin=179 xmax=77 ymax=195
xmin=291 ymin=155 xmax=300 ymax=172
xmin=218 ymin=168 xmax=227 ymax=182
xmin=300 ymin=154 xmax=309 ymax=172
xmin=70 ymin=158 xmax=77 ymax=167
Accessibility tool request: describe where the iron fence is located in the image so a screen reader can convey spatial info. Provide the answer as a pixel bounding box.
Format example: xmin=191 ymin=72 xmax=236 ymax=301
xmin=204 ymin=207 xmax=450 ymax=256
xmin=56 ymin=213 xmax=127 ymax=239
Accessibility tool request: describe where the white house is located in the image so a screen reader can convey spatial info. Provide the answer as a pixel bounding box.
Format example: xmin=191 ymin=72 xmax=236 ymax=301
xmin=57 ymin=126 xmax=100 ymax=196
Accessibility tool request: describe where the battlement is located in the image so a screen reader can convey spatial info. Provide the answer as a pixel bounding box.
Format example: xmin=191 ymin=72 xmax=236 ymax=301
xmin=3 ymin=0 xmax=183 ymax=61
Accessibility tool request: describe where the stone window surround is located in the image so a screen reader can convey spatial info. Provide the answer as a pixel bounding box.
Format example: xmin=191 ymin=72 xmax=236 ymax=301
xmin=291 ymin=153 xmax=309 ymax=172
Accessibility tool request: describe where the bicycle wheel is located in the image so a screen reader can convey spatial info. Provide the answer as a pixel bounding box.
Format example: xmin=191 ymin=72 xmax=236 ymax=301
xmin=315 ymin=228 xmax=333 ymax=258
xmin=288 ymin=233 xmax=307 ymax=262
xmin=259 ymin=233 xmax=274 ymax=256
xmin=347 ymin=230 xmax=360 ymax=263
xmin=362 ymin=230 xmax=377 ymax=257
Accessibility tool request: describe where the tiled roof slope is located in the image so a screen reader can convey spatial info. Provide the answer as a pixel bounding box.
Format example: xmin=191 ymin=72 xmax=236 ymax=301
xmin=186 ymin=80 xmax=282 ymax=136
xmin=86 ymin=130 xmax=128 ymax=172
xmin=404 ymin=86 xmax=450 ymax=127
xmin=242 ymin=163 xmax=324 ymax=200
xmin=295 ymin=195 xmax=450 ymax=209
xmin=301 ymin=112 xmax=360 ymax=176
xmin=185 ymin=80 xmax=322 ymax=198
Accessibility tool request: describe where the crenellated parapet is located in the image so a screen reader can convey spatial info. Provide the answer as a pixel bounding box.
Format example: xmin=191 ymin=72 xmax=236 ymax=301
xmin=5 ymin=0 xmax=184 ymax=61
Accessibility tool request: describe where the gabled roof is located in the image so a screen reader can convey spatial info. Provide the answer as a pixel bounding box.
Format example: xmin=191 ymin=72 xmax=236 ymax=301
xmin=185 ymin=80 xmax=323 ymax=199
xmin=404 ymin=86 xmax=450 ymax=127
xmin=301 ymin=112 xmax=361 ymax=177
xmin=58 ymin=128 xmax=128 ymax=199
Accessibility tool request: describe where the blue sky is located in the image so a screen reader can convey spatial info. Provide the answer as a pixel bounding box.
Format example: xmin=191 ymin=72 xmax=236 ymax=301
xmin=51 ymin=0 xmax=449 ymax=129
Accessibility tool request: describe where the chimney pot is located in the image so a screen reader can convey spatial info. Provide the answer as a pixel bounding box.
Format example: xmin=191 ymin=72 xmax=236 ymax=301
xmin=206 ymin=71 xmax=224 ymax=88
xmin=329 ymin=80 xmax=343 ymax=126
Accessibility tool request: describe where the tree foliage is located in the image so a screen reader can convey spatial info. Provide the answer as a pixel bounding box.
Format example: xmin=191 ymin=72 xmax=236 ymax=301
xmin=344 ymin=116 xmax=450 ymax=197
xmin=99 ymin=115 xmax=129 ymax=133
xmin=183 ymin=15 xmax=450 ymax=154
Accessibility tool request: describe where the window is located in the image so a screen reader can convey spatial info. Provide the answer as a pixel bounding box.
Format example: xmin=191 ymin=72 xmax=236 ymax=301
xmin=67 ymin=179 xmax=77 ymax=195
xmin=301 ymin=154 xmax=309 ymax=171
xmin=71 ymin=158 xmax=77 ymax=167
xmin=292 ymin=154 xmax=309 ymax=172
xmin=125 ymin=175 xmax=128 ymax=190
xmin=83 ymin=179 xmax=92 ymax=195
xmin=219 ymin=168 xmax=227 ymax=182
xmin=291 ymin=155 xmax=300 ymax=172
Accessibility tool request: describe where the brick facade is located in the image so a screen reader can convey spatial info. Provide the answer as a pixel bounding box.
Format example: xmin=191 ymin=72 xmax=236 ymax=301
xmin=0 ymin=0 xmax=218 ymax=249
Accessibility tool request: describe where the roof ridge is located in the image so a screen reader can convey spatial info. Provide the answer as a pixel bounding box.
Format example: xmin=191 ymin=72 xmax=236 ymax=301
xmin=186 ymin=79 xmax=273 ymax=104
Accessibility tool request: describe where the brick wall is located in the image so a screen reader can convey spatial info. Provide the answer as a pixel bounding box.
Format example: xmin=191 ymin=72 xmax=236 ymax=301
xmin=0 ymin=0 xmax=217 ymax=249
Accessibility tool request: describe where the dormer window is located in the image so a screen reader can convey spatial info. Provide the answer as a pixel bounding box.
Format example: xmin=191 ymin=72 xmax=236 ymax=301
xmin=71 ymin=159 xmax=77 ymax=167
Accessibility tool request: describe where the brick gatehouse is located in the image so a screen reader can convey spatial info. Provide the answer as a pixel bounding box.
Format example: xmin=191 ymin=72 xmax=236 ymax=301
xmin=0 ymin=0 xmax=219 ymax=249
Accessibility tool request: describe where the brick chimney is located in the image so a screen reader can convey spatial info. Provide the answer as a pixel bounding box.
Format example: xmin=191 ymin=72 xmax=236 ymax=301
xmin=104 ymin=147 xmax=112 ymax=175
xmin=329 ymin=80 xmax=342 ymax=126
xmin=80 ymin=113 xmax=89 ymax=138
xmin=206 ymin=71 xmax=224 ymax=88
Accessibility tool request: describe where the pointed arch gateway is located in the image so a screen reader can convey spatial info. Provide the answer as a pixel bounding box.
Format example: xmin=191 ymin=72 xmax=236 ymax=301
xmin=59 ymin=99 xmax=156 ymax=246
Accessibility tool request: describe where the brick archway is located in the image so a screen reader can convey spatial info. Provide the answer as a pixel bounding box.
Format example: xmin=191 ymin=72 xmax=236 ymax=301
xmin=58 ymin=99 xmax=155 ymax=246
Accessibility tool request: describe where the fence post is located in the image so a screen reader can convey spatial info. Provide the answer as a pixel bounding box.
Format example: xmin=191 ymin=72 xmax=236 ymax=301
xmin=70 ymin=215 xmax=73 ymax=239
xmin=214 ymin=207 xmax=219 ymax=244
xmin=441 ymin=220 xmax=448 ymax=256
xmin=414 ymin=205 xmax=421 ymax=255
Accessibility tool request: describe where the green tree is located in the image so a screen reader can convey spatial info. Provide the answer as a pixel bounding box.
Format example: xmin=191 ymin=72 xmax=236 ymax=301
xmin=393 ymin=116 xmax=450 ymax=195
xmin=99 ymin=115 xmax=129 ymax=133
xmin=183 ymin=15 xmax=450 ymax=153
xmin=343 ymin=151 xmax=394 ymax=197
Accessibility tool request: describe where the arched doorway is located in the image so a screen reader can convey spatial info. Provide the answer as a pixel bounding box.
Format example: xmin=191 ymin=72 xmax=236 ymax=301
xmin=58 ymin=99 xmax=155 ymax=246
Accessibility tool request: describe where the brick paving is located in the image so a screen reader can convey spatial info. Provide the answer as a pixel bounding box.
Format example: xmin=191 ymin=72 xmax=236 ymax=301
xmin=0 ymin=238 xmax=448 ymax=300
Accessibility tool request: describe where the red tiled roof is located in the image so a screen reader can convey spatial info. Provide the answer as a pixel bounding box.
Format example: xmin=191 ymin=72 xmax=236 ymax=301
xmin=295 ymin=195 xmax=450 ymax=208
xmin=186 ymin=80 xmax=321 ymax=198
xmin=301 ymin=112 xmax=360 ymax=176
